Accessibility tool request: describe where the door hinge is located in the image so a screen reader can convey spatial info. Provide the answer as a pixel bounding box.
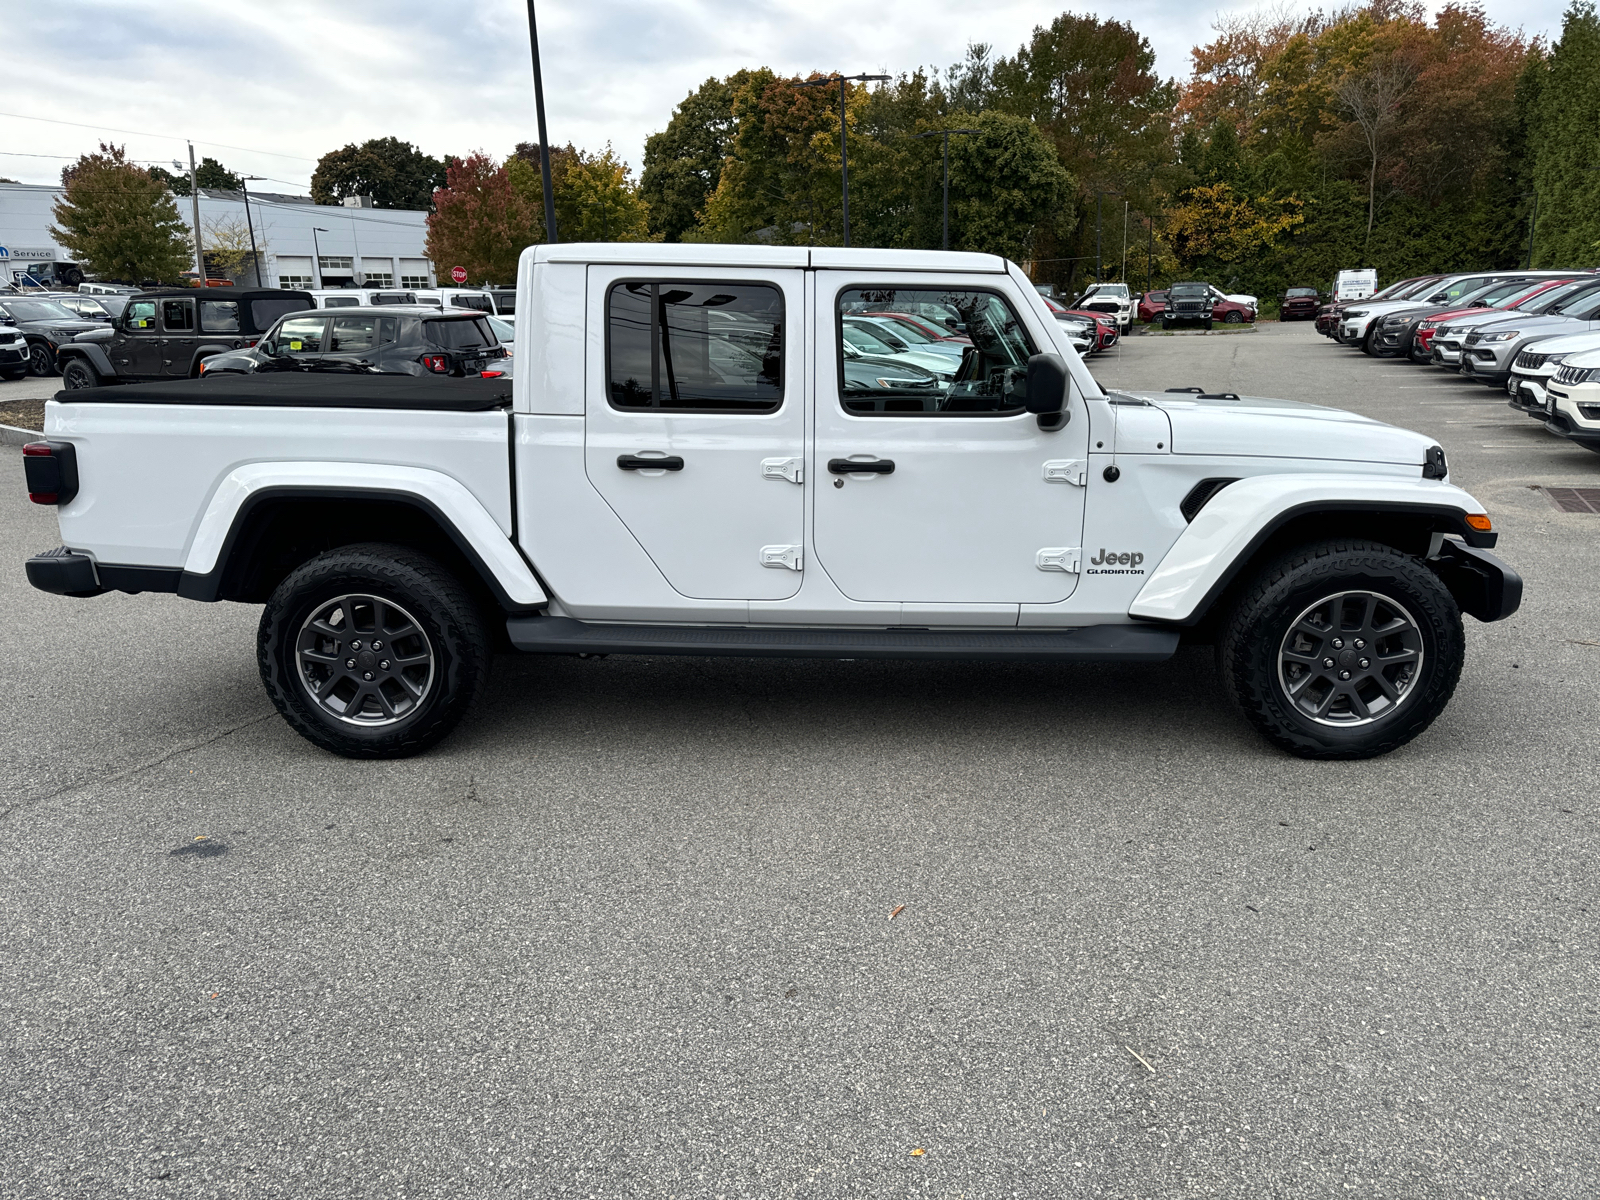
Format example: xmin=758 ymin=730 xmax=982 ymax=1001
xmin=761 ymin=457 xmax=803 ymax=484
xmin=1042 ymin=459 xmax=1086 ymax=486
xmin=1036 ymin=547 xmax=1081 ymax=573
xmin=760 ymin=544 xmax=804 ymax=571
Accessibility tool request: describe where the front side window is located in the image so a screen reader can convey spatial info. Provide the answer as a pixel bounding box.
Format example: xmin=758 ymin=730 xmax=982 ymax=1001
xmin=161 ymin=299 xmax=195 ymax=331
xmin=329 ymin=315 xmax=398 ymax=353
xmin=124 ymin=300 xmax=156 ymax=330
xmin=836 ymin=286 xmax=1035 ymax=416
xmin=607 ymin=281 xmax=783 ymax=412
xmin=270 ymin=316 xmax=328 ymax=356
xmin=200 ymin=300 xmax=240 ymax=332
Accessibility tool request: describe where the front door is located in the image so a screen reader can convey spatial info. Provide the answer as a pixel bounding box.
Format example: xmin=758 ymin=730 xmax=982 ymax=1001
xmin=117 ymin=299 xmax=163 ymax=376
xmin=811 ymin=277 xmax=1089 ymax=605
xmin=159 ymin=297 xmax=197 ymax=375
xmin=584 ymin=267 xmax=805 ymax=601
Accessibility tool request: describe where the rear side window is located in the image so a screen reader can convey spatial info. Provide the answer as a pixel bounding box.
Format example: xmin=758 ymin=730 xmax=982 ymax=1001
xmin=200 ymin=300 xmax=240 ymax=332
xmin=835 ymin=286 xmax=1032 ymax=416
xmin=250 ymin=296 xmax=312 ymax=330
xmin=425 ymin=316 xmax=496 ymax=349
xmin=330 ymin=315 xmax=399 ymax=353
xmin=271 ymin=316 xmax=328 ymax=356
xmin=161 ymin=299 xmax=195 ymax=331
xmin=607 ymin=281 xmax=783 ymax=412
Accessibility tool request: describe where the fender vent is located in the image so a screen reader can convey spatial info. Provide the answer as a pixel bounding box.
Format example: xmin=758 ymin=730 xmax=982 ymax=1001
xmin=1180 ymin=477 xmax=1238 ymax=522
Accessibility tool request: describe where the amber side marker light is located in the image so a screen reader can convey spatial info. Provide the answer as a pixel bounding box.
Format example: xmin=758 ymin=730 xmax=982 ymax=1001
xmin=1466 ymin=513 xmax=1493 ymax=532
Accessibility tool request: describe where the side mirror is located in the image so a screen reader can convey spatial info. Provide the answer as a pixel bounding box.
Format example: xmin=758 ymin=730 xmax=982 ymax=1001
xmin=1026 ymin=352 xmax=1068 ymax=430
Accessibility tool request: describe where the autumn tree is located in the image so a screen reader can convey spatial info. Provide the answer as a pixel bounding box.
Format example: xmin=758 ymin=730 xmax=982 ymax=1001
xmin=51 ymin=143 xmax=193 ymax=284
xmin=508 ymin=143 xmax=654 ymax=243
xmin=424 ymin=152 xmax=539 ymax=285
xmin=313 ymin=137 xmax=447 ymax=210
xmin=640 ymin=76 xmax=743 ymax=241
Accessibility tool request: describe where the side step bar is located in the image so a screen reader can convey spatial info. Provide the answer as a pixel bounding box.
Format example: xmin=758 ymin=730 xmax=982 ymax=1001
xmin=505 ymin=616 xmax=1179 ymax=662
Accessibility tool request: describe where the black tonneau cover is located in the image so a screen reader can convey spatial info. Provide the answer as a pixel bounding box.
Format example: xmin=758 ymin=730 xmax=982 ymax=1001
xmin=55 ymin=374 xmax=512 ymax=412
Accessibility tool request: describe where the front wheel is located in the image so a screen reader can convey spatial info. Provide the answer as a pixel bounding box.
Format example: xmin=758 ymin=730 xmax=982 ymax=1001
xmin=1224 ymin=311 xmax=1243 ymax=324
xmin=1219 ymin=540 xmax=1464 ymax=759
xmin=61 ymin=359 xmax=99 ymax=389
xmin=1204 ymin=320 xmax=1214 ymax=330
xmin=258 ymin=543 xmax=490 ymax=758
xmin=1161 ymin=318 xmax=1171 ymax=330
xmin=28 ymin=342 xmax=57 ymax=376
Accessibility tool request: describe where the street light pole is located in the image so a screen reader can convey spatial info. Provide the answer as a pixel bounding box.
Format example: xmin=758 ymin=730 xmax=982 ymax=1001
xmin=311 ymin=226 xmax=328 ymax=289
xmin=186 ymin=142 xmax=205 ymax=284
xmin=796 ymin=73 xmax=891 ymax=247
xmin=915 ymin=128 xmax=978 ymax=251
xmin=241 ymin=175 xmax=264 ymax=286
xmin=525 ymin=0 xmax=559 ymax=244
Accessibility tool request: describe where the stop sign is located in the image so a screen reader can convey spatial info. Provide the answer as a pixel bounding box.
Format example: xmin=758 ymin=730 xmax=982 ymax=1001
xmin=450 ymin=266 xmax=468 ymax=284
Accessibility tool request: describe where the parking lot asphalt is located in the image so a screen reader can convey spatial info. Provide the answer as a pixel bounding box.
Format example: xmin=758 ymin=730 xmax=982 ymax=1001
xmin=2 ymin=324 xmax=1596 ymax=1198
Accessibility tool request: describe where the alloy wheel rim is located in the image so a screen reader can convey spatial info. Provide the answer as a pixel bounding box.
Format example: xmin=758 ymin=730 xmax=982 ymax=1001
xmin=295 ymin=593 xmax=435 ymax=726
xmin=1276 ymin=589 xmax=1424 ymax=727
xmin=30 ymin=345 xmax=51 ymax=374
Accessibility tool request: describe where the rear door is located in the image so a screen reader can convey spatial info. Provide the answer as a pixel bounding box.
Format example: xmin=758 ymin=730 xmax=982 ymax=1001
xmin=811 ymin=276 xmax=1089 ymax=607
xmin=159 ymin=297 xmax=197 ymax=375
xmin=583 ymin=266 xmax=805 ymax=601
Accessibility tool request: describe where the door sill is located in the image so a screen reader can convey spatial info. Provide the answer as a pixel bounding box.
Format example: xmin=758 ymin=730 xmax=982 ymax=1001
xmin=505 ymin=616 xmax=1177 ymax=662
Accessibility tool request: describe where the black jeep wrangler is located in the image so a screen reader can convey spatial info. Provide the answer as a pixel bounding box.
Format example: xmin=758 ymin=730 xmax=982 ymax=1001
xmin=55 ymin=289 xmax=314 ymax=388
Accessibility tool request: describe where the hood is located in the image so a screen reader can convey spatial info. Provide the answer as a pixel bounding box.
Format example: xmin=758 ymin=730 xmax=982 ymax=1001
xmin=1115 ymin=391 xmax=1435 ymax=467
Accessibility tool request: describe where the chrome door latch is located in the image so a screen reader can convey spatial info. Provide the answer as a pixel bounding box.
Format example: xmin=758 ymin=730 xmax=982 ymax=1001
xmin=1035 ymin=547 xmax=1081 ymax=573
xmin=760 ymin=544 xmax=804 ymax=571
xmin=1042 ymin=460 xmax=1086 ymax=486
xmin=761 ymin=457 xmax=804 ymax=484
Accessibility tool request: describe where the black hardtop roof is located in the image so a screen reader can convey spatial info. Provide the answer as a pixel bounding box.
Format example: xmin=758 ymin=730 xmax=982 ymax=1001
xmin=55 ymin=372 xmax=511 ymax=412
xmin=289 ymin=305 xmax=487 ymax=319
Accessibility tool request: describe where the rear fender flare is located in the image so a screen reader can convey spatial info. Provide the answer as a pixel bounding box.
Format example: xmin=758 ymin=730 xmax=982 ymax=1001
xmin=179 ymin=462 xmax=546 ymax=609
xmin=1129 ymin=474 xmax=1494 ymax=625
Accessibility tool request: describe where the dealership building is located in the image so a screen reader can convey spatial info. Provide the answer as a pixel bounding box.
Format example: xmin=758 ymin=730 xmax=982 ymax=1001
xmin=0 ymin=181 xmax=435 ymax=289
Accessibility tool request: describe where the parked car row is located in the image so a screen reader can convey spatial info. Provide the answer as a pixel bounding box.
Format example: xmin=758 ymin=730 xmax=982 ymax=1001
xmin=1135 ymin=286 xmax=1257 ymax=327
xmin=1312 ymin=268 xmax=1600 ymax=454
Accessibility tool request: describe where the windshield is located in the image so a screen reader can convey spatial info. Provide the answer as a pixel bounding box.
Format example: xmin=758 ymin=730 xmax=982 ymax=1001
xmin=1286 ymin=288 xmax=1317 ymax=297
xmin=842 ymin=322 xmax=901 ymax=356
xmin=870 ymin=316 xmax=936 ymax=344
xmin=1523 ymin=280 xmax=1591 ymax=312
xmin=3 ymin=300 xmax=76 ymax=321
xmin=1169 ymin=284 xmax=1208 ymax=297
xmin=1549 ymin=282 xmax=1600 ymax=316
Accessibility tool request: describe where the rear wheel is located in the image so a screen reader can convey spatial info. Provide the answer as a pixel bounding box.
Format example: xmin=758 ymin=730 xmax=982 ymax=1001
xmin=1219 ymin=540 xmax=1464 ymax=759
xmin=28 ymin=342 xmax=56 ymax=376
xmin=258 ymin=543 xmax=490 ymax=758
xmin=61 ymin=359 xmax=98 ymax=389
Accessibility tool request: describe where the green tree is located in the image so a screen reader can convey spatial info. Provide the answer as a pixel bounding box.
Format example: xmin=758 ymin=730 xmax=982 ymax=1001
xmin=941 ymin=110 xmax=1076 ymax=260
xmin=424 ymin=152 xmax=539 ymax=285
xmin=147 ymin=156 xmax=243 ymax=196
xmin=640 ymin=76 xmax=742 ymax=241
xmin=1530 ymin=2 xmax=1600 ymax=265
xmin=51 ymin=143 xmax=193 ymax=284
xmin=312 ymin=137 xmax=447 ymax=211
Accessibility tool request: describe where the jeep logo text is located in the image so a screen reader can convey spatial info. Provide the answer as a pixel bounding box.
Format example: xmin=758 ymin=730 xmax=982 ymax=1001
xmin=1089 ymin=548 xmax=1143 ymax=568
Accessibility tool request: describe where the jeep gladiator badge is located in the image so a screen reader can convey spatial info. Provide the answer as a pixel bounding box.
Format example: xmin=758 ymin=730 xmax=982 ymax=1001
xmin=1087 ymin=549 xmax=1146 ymax=574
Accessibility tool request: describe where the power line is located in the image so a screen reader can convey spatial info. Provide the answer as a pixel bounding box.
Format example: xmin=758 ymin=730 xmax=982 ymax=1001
xmin=0 ymin=110 xmax=318 ymax=163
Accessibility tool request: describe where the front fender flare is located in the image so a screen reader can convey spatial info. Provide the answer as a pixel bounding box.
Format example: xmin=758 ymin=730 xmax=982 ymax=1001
xmin=178 ymin=462 xmax=547 ymax=608
xmin=1128 ymin=474 xmax=1492 ymax=625
xmin=56 ymin=342 xmax=116 ymax=377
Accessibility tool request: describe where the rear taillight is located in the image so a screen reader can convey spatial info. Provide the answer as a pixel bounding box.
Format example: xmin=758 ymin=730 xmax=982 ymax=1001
xmin=245 ymin=338 xmax=258 ymax=347
xmin=480 ymin=370 xmax=505 ymax=378
xmin=422 ymin=354 xmax=448 ymax=373
xmin=23 ymin=441 xmax=79 ymax=505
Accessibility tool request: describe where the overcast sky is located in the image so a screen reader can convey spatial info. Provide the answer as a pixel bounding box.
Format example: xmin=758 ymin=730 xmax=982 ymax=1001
xmin=5 ymin=0 xmax=1571 ymax=196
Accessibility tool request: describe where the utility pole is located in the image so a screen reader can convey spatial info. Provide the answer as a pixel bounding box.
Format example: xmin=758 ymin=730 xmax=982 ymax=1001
xmin=796 ymin=73 xmax=891 ymax=247
xmin=311 ymin=227 xmax=328 ymax=289
xmin=241 ymin=176 xmax=264 ymax=286
xmin=526 ymin=0 xmax=559 ymax=244
xmin=187 ymin=143 xmax=205 ymax=284
xmin=1522 ymin=191 xmax=1538 ymax=269
xmin=349 ymin=212 xmax=363 ymax=285
xmin=1146 ymin=217 xmax=1155 ymax=294
xmin=915 ymin=128 xmax=978 ymax=251
xmin=1094 ymin=189 xmax=1123 ymax=282
xmin=1121 ymin=199 xmax=1129 ymax=282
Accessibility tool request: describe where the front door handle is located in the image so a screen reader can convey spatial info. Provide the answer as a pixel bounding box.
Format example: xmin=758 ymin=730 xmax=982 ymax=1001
xmin=617 ymin=454 xmax=684 ymax=471
xmin=828 ymin=457 xmax=894 ymax=474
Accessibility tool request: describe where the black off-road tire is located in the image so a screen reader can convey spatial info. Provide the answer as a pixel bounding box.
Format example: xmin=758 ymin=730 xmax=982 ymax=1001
xmin=1161 ymin=318 xmax=1172 ymax=330
xmin=258 ymin=543 xmax=490 ymax=759
xmin=61 ymin=359 xmax=99 ymax=389
xmin=28 ymin=342 xmax=57 ymax=376
xmin=1218 ymin=540 xmax=1465 ymax=759
xmin=1204 ymin=319 xmax=1214 ymax=330
xmin=1224 ymin=310 xmax=1243 ymax=323
xmin=1 ymin=367 xmax=25 ymax=381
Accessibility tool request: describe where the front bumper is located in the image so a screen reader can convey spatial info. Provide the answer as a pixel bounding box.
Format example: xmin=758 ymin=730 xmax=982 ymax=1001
xmin=1506 ymin=375 xmax=1548 ymax=413
xmin=1430 ymin=541 xmax=1522 ymax=623
xmin=1545 ymin=382 xmax=1600 ymax=445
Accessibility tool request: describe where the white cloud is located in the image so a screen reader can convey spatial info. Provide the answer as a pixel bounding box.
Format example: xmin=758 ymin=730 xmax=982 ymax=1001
xmin=1 ymin=0 xmax=1570 ymax=194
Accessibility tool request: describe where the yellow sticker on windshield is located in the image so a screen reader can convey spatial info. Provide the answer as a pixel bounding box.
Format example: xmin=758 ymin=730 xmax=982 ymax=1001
xmin=289 ymin=340 xmax=302 ymax=350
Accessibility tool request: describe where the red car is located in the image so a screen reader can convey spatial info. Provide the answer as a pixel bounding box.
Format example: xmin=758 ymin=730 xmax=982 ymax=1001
xmin=1137 ymin=291 xmax=1166 ymax=323
xmin=1058 ymin=308 xmax=1119 ymax=351
xmin=861 ymin=311 xmax=972 ymax=347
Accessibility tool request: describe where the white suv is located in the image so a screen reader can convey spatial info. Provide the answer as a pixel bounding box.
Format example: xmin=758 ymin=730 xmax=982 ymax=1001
xmin=1543 ymin=348 xmax=1600 ymax=453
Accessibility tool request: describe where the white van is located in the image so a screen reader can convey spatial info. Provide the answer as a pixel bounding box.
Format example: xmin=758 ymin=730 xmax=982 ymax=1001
xmin=408 ymin=287 xmax=499 ymax=315
xmin=308 ymin=288 xmax=421 ymax=309
xmin=1332 ymin=269 xmax=1378 ymax=302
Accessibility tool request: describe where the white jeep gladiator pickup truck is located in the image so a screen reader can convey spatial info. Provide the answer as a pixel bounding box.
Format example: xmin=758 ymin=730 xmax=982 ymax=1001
xmin=21 ymin=244 xmax=1521 ymax=760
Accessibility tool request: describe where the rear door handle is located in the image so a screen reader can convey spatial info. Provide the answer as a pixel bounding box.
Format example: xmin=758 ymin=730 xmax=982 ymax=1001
xmin=828 ymin=458 xmax=894 ymax=474
xmin=617 ymin=454 xmax=684 ymax=471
